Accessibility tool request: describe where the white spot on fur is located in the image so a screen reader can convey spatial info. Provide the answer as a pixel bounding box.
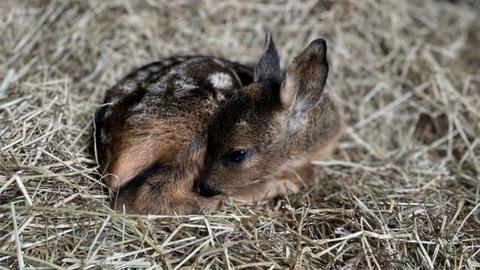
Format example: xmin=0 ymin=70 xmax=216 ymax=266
xmin=147 ymin=81 xmax=165 ymax=93
xmin=136 ymin=71 xmax=149 ymax=80
xmin=208 ymin=73 xmax=232 ymax=89
xmin=121 ymin=80 xmax=137 ymax=94
xmin=176 ymin=79 xmax=197 ymax=90
xmin=173 ymin=77 xmax=198 ymax=97
xmin=216 ymin=92 xmax=225 ymax=101
xmin=237 ymin=120 xmax=248 ymax=128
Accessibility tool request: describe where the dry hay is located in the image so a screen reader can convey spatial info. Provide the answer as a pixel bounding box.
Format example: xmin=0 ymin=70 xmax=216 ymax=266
xmin=0 ymin=0 xmax=479 ymax=269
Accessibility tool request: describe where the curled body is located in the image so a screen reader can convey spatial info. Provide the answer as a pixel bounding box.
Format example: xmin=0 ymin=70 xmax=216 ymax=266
xmin=95 ymin=34 xmax=345 ymax=214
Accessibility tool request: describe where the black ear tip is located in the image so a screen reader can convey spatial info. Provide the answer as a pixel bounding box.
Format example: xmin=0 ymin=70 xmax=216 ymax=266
xmin=308 ymin=38 xmax=327 ymax=50
xmin=254 ymin=31 xmax=282 ymax=84
xmin=264 ymin=32 xmax=276 ymax=51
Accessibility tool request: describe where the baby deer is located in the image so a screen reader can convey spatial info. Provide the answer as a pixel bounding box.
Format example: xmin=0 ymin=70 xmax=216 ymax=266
xmin=95 ymin=34 xmax=344 ymax=214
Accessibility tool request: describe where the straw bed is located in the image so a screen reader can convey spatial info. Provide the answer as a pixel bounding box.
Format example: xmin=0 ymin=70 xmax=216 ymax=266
xmin=1 ymin=0 xmax=479 ymax=269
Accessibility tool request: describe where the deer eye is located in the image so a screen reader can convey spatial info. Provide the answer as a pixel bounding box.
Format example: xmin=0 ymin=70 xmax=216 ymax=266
xmin=222 ymin=149 xmax=253 ymax=167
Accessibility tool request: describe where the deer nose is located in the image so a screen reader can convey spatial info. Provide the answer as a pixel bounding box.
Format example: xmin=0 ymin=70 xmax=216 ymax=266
xmin=192 ymin=178 xmax=222 ymax=197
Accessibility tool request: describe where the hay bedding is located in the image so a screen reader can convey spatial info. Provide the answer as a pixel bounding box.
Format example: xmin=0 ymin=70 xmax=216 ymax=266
xmin=0 ymin=0 xmax=479 ymax=269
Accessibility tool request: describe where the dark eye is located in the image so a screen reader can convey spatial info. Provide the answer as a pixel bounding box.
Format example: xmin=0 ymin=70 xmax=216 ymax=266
xmin=222 ymin=149 xmax=252 ymax=167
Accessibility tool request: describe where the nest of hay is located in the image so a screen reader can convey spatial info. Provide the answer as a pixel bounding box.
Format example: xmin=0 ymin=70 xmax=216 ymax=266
xmin=1 ymin=0 xmax=479 ymax=269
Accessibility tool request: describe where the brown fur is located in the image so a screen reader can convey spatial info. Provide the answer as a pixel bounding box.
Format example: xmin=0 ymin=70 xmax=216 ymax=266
xmin=95 ymin=34 xmax=345 ymax=214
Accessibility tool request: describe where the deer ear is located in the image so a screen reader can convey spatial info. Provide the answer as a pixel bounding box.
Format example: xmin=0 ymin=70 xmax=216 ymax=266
xmin=280 ymin=39 xmax=329 ymax=110
xmin=102 ymin=120 xmax=201 ymax=191
xmin=254 ymin=32 xmax=283 ymax=85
